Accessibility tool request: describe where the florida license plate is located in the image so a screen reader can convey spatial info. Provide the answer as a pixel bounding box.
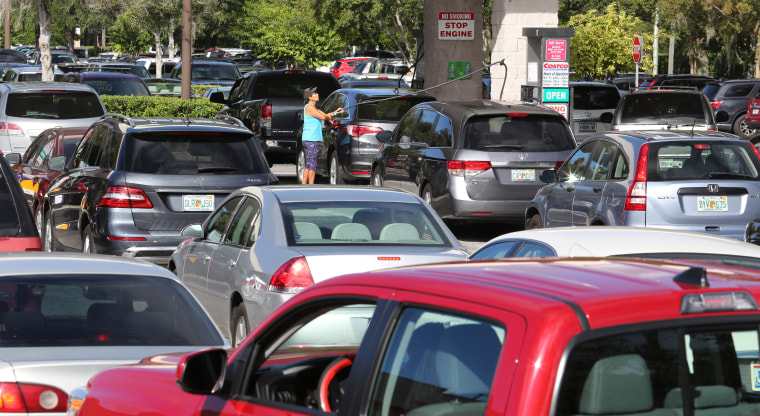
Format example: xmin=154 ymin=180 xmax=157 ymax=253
xmin=579 ymin=122 xmax=596 ymax=133
xmin=697 ymin=196 xmax=727 ymax=212
xmin=183 ymin=195 xmax=214 ymax=211
xmin=512 ymin=169 xmax=536 ymax=181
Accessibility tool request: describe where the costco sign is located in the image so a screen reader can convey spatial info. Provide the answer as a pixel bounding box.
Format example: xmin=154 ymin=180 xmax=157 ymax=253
xmin=438 ymin=12 xmax=475 ymax=40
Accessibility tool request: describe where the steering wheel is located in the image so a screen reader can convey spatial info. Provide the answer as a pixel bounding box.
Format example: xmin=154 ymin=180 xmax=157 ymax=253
xmin=317 ymin=356 xmax=353 ymax=412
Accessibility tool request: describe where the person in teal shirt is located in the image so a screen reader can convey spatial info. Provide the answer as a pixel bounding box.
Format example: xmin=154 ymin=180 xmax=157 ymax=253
xmin=302 ymin=87 xmax=343 ymax=184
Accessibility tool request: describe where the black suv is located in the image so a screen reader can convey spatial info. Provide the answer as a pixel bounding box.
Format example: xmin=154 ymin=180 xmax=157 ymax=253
xmin=168 ymin=60 xmax=241 ymax=86
xmin=639 ymin=74 xmax=715 ymax=90
xmin=42 ymin=114 xmax=278 ymax=264
xmin=702 ymin=79 xmax=760 ymax=139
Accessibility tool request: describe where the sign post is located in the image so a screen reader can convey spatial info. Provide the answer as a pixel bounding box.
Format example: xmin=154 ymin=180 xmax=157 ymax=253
xmin=633 ymin=35 xmax=642 ymax=88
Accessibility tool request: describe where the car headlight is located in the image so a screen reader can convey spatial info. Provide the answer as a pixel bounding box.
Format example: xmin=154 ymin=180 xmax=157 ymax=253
xmin=66 ymin=386 xmax=89 ymax=416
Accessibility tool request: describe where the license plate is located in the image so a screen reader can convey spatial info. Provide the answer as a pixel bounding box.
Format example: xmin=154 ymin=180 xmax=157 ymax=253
xmin=579 ymin=122 xmax=596 ymax=133
xmin=512 ymin=169 xmax=535 ymax=181
xmin=697 ymin=196 xmax=727 ymax=212
xmin=753 ymin=109 xmax=760 ymax=115
xmin=183 ymin=195 xmax=214 ymax=211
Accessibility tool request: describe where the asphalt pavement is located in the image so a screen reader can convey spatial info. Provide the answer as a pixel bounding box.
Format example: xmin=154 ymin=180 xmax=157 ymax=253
xmin=270 ymin=164 xmax=517 ymax=254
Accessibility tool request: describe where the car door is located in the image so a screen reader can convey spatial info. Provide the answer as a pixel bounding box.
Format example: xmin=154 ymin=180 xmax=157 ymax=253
xmin=317 ymin=92 xmax=348 ymax=175
xmin=381 ymin=108 xmax=422 ymax=188
xmin=571 ymin=140 xmax=618 ymax=225
xmin=542 ymin=140 xmax=597 ymax=228
xmin=16 ymin=131 xmax=54 ymax=207
xmin=397 ymin=109 xmax=438 ymax=194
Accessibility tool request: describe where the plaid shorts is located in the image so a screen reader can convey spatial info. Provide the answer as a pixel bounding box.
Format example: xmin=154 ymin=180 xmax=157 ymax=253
xmin=303 ymin=141 xmax=319 ymax=170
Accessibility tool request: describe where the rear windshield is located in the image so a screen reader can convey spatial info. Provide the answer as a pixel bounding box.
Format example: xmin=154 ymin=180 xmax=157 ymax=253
xmin=252 ymin=73 xmax=337 ymax=99
xmin=356 ymin=96 xmax=431 ymax=122
xmin=463 ymin=114 xmax=576 ymax=152
xmin=6 ymin=91 xmax=104 ymax=119
xmin=620 ymin=92 xmax=707 ymax=123
xmin=573 ymin=85 xmax=621 ymax=110
xmin=83 ymin=77 xmax=150 ymax=96
xmin=190 ymin=64 xmax=239 ymax=81
xmin=124 ymin=132 xmax=269 ymax=175
xmin=0 ymin=274 xmax=223 ymax=347
xmin=649 ymin=141 xmax=760 ymax=181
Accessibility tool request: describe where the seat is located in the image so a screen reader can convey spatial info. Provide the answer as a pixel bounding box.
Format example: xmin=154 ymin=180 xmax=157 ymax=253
xmin=294 ymin=221 xmax=322 ymax=240
xmin=147 ymin=85 xmax=158 ymax=94
xmin=87 ymin=303 xmax=127 ymax=329
xmin=331 ymin=223 xmax=372 ymax=241
xmin=0 ymin=311 xmax=45 ymax=339
xmin=681 ymin=157 xmax=705 ymax=177
xmin=352 ymin=209 xmax=390 ymax=239
xmin=434 ymin=324 xmax=502 ymax=398
xmin=664 ymin=385 xmax=738 ymax=409
xmin=704 ymin=154 xmax=728 ymax=173
xmin=380 ymin=223 xmax=420 ymax=241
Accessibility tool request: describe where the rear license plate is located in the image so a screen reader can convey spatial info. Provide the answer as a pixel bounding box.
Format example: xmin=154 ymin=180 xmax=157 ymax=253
xmin=579 ymin=122 xmax=596 ymax=133
xmin=512 ymin=169 xmax=536 ymax=181
xmin=697 ymin=196 xmax=727 ymax=212
xmin=183 ymin=195 xmax=214 ymax=211
xmin=753 ymin=109 xmax=760 ymax=115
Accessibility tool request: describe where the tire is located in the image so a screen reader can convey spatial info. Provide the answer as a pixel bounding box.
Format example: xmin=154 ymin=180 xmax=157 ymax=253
xmin=296 ymin=148 xmax=306 ymax=184
xmin=35 ymin=207 xmax=43 ymax=239
xmin=43 ymin=212 xmax=56 ymax=252
xmin=371 ymin=166 xmax=383 ymax=187
xmin=231 ymin=303 xmax=250 ymax=348
xmin=734 ymin=114 xmax=757 ymax=140
xmin=329 ymin=152 xmax=344 ymax=185
xmin=526 ymin=214 xmax=543 ymax=230
xmin=82 ymin=227 xmax=96 ymax=254
xmin=421 ymin=184 xmax=432 ymax=205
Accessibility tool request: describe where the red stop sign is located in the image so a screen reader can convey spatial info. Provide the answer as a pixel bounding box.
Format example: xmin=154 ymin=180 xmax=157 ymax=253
xmin=633 ymin=36 xmax=642 ymax=64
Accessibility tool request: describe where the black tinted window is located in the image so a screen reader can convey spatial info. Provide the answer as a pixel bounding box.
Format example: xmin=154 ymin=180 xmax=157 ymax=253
xmin=124 ymin=132 xmax=269 ymax=175
xmin=621 ymin=93 xmax=706 ymax=122
xmin=464 ymin=114 xmax=576 ymax=152
xmin=649 ymin=141 xmax=760 ymax=180
xmin=725 ymin=84 xmax=755 ymax=98
xmin=431 ymin=115 xmax=453 ymax=147
xmin=573 ymin=86 xmax=621 ymax=110
xmin=251 ymin=73 xmax=337 ymax=99
xmin=357 ymin=97 xmax=430 ymax=122
xmin=412 ymin=110 xmax=437 ymax=143
xmin=6 ymin=92 xmax=104 ymax=119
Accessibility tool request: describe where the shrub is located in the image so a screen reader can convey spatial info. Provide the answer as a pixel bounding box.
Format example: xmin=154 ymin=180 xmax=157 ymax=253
xmin=101 ymin=95 xmax=224 ymax=118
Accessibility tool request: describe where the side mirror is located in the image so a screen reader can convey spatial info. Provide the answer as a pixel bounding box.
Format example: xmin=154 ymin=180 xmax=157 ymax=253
xmin=376 ymin=130 xmax=393 ymax=143
xmin=4 ymin=152 xmax=20 ymax=165
xmin=176 ymin=348 xmax=227 ymax=394
xmin=600 ymin=112 xmax=613 ymax=124
xmin=48 ymin=155 xmax=66 ymax=171
xmin=715 ymin=111 xmax=729 ymax=123
xmin=181 ymin=223 xmax=204 ymax=238
xmin=208 ymin=91 xmax=226 ymax=104
xmin=540 ymin=169 xmax=557 ymax=183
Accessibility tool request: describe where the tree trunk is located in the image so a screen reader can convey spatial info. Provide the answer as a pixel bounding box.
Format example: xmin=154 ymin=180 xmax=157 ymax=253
xmin=34 ymin=0 xmax=53 ymax=81
xmin=64 ymin=27 xmax=75 ymax=55
xmin=168 ymin=19 xmax=175 ymax=60
xmin=153 ymin=30 xmax=163 ymax=79
xmin=754 ymin=22 xmax=760 ymax=78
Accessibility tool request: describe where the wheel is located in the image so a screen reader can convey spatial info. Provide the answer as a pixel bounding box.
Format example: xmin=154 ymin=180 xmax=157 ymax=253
xmin=329 ymin=152 xmax=344 ymax=185
xmin=421 ymin=184 xmax=432 ymax=205
xmin=43 ymin=212 xmax=56 ymax=252
xmin=318 ymin=356 xmax=353 ymax=412
xmin=296 ymin=148 xmax=306 ymax=183
xmin=35 ymin=207 xmax=43 ymax=239
xmin=371 ymin=166 xmax=383 ymax=187
xmin=231 ymin=303 xmax=249 ymax=348
xmin=526 ymin=214 xmax=543 ymax=230
xmin=82 ymin=227 xmax=96 ymax=254
xmin=734 ymin=114 xmax=757 ymax=140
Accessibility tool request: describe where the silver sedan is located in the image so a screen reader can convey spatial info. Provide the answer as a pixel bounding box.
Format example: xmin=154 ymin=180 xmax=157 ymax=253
xmin=0 ymin=252 xmax=227 ymax=415
xmin=169 ymin=185 xmax=469 ymax=346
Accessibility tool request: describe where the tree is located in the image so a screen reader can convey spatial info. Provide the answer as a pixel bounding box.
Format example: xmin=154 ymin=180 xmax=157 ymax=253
xmin=129 ymin=0 xmax=181 ymax=78
xmin=27 ymin=0 xmax=52 ymax=80
xmin=108 ymin=12 xmax=153 ymax=54
xmin=565 ymin=3 xmax=655 ymax=79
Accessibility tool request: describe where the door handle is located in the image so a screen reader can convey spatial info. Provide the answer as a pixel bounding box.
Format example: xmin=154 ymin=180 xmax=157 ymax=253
xmin=203 ymin=255 xmax=211 ymax=264
xmin=228 ymin=260 xmax=236 ymax=269
xmin=593 ymin=186 xmax=602 ymax=193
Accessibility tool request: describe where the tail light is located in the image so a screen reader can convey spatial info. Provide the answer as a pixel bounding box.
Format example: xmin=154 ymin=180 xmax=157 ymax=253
xmin=0 ymin=382 xmax=68 ymax=412
xmin=625 ymin=143 xmax=649 ymax=211
xmin=710 ymin=100 xmax=722 ymax=108
xmin=269 ymin=256 xmax=314 ymax=294
xmin=346 ymin=125 xmax=382 ymax=137
xmin=96 ymin=186 xmax=153 ymax=209
xmin=554 ymin=161 xmax=564 ymax=170
xmin=0 ymin=123 xmax=23 ymax=136
xmin=261 ymin=104 xmax=272 ymax=129
xmin=448 ymin=160 xmax=491 ymax=177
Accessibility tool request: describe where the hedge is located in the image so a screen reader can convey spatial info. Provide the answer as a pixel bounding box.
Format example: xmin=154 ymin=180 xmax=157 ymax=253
xmin=99 ymin=85 xmax=225 ymax=118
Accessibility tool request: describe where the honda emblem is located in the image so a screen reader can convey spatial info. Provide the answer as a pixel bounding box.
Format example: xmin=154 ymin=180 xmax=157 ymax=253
xmin=707 ymin=184 xmax=719 ymax=193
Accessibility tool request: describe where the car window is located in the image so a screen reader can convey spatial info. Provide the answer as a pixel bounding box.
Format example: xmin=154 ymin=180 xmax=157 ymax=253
xmin=6 ymin=91 xmax=104 ymax=119
xmin=724 ymin=84 xmax=755 ymax=98
xmin=84 ymin=127 xmax=108 ymax=168
xmin=33 ymin=137 xmax=56 ymax=168
xmin=464 ymin=114 xmax=576 ymax=152
xmin=357 ymin=97 xmax=431 ymax=123
xmin=395 ymin=108 xmax=421 ymax=144
xmin=251 ymin=73 xmax=337 ymax=100
xmin=513 ymin=241 xmax=555 ymax=257
xmin=282 ymin=201 xmax=450 ymax=245
xmin=83 ymin=77 xmax=150 ymax=96
xmin=573 ymin=85 xmax=621 ymax=110
xmin=411 ymin=110 xmax=437 ymax=143
xmin=650 ymin=142 xmax=760 ymax=181
xmin=0 ymin=168 xmax=20 ymax=236
xmin=204 ymin=196 xmax=243 ymax=244
xmin=470 ymin=240 xmax=520 ymax=259
xmin=559 ymin=141 xmax=596 ymax=182
xmin=587 ymin=141 xmax=617 ymax=181
xmin=556 ymin=325 xmax=760 ymax=416
xmin=430 ymin=114 xmax=453 ymax=147
xmin=228 ymin=76 xmax=251 ymax=102
xmin=611 ymin=145 xmax=629 ymax=180
xmin=369 ymin=307 xmax=504 ymax=416
xmin=224 ymin=197 xmax=260 ymax=247
xmin=123 ymin=132 xmax=269 ymax=175
xmin=24 ymin=133 xmax=52 ymax=166
xmin=620 ymin=93 xmax=706 ymax=123
xmin=190 ymin=64 xmax=239 ymax=81
xmin=107 ymin=131 xmax=122 ymax=170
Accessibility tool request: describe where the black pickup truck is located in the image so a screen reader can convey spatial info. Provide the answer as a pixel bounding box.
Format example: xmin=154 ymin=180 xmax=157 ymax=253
xmin=211 ymin=69 xmax=341 ymax=164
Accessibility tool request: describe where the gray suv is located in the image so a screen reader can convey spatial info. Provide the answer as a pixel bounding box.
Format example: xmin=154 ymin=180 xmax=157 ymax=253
xmin=609 ymin=88 xmax=718 ymax=132
xmin=372 ymin=100 xmax=577 ymax=224
xmin=526 ymin=130 xmax=760 ymax=240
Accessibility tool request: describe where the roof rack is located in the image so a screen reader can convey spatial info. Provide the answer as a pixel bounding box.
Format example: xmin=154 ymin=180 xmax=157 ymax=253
xmin=214 ymin=114 xmax=246 ymax=128
xmin=631 ymin=85 xmax=699 ymax=92
xmin=102 ymin=113 xmax=135 ymax=127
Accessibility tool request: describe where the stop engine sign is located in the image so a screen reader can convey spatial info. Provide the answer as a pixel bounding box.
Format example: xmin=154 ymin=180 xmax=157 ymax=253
xmin=633 ymin=36 xmax=642 ymax=64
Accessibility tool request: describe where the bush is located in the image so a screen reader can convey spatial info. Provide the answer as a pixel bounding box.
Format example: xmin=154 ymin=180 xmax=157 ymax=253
xmin=101 ymin=95 xmax=224 ymax=118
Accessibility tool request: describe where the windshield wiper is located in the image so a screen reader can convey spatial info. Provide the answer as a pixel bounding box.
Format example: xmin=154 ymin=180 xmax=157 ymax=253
xmin=197 ymin=166 xmax=238 ymax=173
xmin=484 ymin=144 xmax=524 ymax=150
xmin=707 ymin=172 xmax=753 ymax=179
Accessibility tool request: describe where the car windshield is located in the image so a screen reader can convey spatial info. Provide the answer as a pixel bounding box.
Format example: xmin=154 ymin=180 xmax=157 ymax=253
xmin=280 ymin=201 xmax=450 ymax=246
xmin=190 ymin=64 xmax=239 ymax=81
xmin=51 ymin=54 xmax=75 ymax=64
xmin=0 ymin=274 xmax=223 ymax=346
xmin=649 ymin=141 xmax=760 ymax=180
xmin=5 ymin=92 xmax=104 ymax=119
xmin=463 ymin=114 xmax=576 ymax=152
xmin=356 ymin=96 xmax=431 ymax=122
xmin=620 ymin=92 xmax=707 ymax=124
xmin=573 ymin=86 xmax=621 ymax=110
xmin=83 ymin=78 xmax=150 ymax=96
xmin=124 ymin=132 xmax=269 ymax=175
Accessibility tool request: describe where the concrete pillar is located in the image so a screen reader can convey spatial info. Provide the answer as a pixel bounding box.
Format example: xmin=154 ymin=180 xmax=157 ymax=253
xmin=490 ymin=0 xmax=558 ymax=101
xmin=422 ymin=0 xmax=484 ymax=101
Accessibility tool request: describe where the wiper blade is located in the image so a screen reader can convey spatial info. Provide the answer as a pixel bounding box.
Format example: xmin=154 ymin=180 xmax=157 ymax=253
xmin=707 ymin=172 xmax=753 ymax=179
xmin=484 ymin=144 xmax=524 ymax=150
xmin=197 ymin=166 xmax=238 ymax=173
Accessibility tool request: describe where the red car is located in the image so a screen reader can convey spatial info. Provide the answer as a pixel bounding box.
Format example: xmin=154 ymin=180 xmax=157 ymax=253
xmin=70 ymin=257 xmax=760 ymax=416
xmin=12 ymin=127 xmax=86 ymax=236
xmin=330 ymin=57 xmax=373 ymax=78
xmin=746 ymin=94 xmax=760 ymax=137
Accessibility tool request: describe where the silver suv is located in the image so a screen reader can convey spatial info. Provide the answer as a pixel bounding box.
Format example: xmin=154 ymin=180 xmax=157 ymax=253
xmin=0 ymin=82 xmax=106 ymax=154
xmin=525 ymin=130 xmax=760 ymax=240
xmin=609 ymin=88 xmax=718 ymax=132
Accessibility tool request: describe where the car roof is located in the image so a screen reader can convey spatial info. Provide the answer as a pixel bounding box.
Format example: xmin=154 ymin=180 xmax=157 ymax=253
xmin=248 ymin=185 xmax=422 ymax=203
xmin=99 ymin=115 xmax=253 ymax=134
xmin=78 ymin=72 xmax=143 ymax=79
xmin=478 ymin=226 xmax=760 ymax=258
xmin=0 ymin=252 xmax=179 ymax=279
xmin=0 ymin=81 xmax=98 ymax=93
xmin=333 ymin=88 xmax=431 ymax=99
xmin=587 ymin=130 xmax=742 ymax=145
xmin=315 ymin=257 xmax=760 ymax=330
xmin=419 ymin=99 xmax=562 ymax=117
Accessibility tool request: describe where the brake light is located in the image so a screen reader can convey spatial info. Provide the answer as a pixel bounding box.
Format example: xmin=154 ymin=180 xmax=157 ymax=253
xmin=0 ymin=382 xmax=68 ymax=412
xmin=507 ymin=112 xmax=529 ymax=117
xmin=346 ymin=125 xmax=383 ymax=137
xmin=269 ymin=256 xmax=314 ymax=293
xmin=625 ymin=143 xmax=648 ymax=211
xmin=96 ymin=186 xmax=153 ymax=209
xmin=261 ymin=104 xmax=272 ymax=129
xmin=694 ymin=144 xmax=711 ymax=150
xmin=554 ymin=161 xmax=564 ymax=170
xmin=710 ymin=100 xmax=722 ymax=108
xmin=0 ymin=123 xmax=23 ymax=136
xmin=283 ymin=70 xmax=307 ymax=75
xmin=448 ymin=160 xmax=491 ymax=177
